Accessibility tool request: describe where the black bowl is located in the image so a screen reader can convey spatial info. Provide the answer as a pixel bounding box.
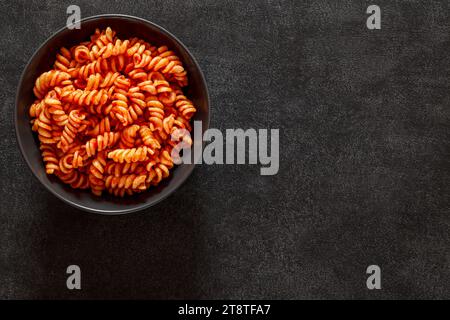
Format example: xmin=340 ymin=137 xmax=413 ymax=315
xmin=15 ymin=14 xmax=210 ymax=215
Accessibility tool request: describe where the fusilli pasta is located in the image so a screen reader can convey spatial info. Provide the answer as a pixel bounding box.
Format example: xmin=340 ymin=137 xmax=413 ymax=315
xmin=29 ymin=27 xmax=196 ymax=196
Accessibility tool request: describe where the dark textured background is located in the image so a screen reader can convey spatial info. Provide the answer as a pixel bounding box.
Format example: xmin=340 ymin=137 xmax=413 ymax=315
xmin=1 ymin=0 xmax=449 ymax=299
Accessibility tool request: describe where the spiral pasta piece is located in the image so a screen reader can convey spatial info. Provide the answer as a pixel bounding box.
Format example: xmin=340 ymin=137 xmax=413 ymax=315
xmin=89 ymin=152 xmax=107 ymax=196
xmin=61 ymin=88 xmax=109 ymax=107
xmin=71 ymin=55 xmax=127 ymax=79
xmin=135 ymin=46 xmax=188 ymax=86
xmin=36 ymin=106 xmax=57 ymax=144
xmin=57 ymin=170 xmax=90 ymax=189
xmin=146 ymin=97 xmax=165 ymax=130
xmin=105 ymin=174 xmax=147 ymax=191
xmin=54 ymin=47 xmax=73 ymax=71
xmin=174 ymin=91 xmax=197 ymax=119
xmin=40 ymin=144 xmax=60 ymax=174
xmin=33 ymin=70 xmax=71 ymax=99
xmin=45 ymin=96 xmax=68 ymax=126
xmin=108 ymin=146 xmax=150 ymax=163
xmin=58 ymin=109 xmax=85 ymax=152
xmin=85 ymin=132 xmax=120 ymax=157
xmin=139 ymin=125 xmax=161 ymax=150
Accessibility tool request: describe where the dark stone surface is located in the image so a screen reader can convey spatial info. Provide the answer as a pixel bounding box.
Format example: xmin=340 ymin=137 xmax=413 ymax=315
xmin=0 ymin=0 xmax=449 ymax=299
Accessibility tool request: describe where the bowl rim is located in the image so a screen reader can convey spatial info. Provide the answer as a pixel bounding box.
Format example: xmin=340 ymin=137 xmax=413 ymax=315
xmin=14 ymin=14 xmax=210 ymax=215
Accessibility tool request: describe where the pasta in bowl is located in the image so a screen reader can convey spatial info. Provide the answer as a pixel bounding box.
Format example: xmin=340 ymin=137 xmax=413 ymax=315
xmin=15 ymin=15 xmax=209 ymax=214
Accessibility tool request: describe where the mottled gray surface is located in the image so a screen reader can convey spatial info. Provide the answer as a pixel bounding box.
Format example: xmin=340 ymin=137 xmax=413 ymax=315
xmin=0 ymin=0 xmax=449 ymax=299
